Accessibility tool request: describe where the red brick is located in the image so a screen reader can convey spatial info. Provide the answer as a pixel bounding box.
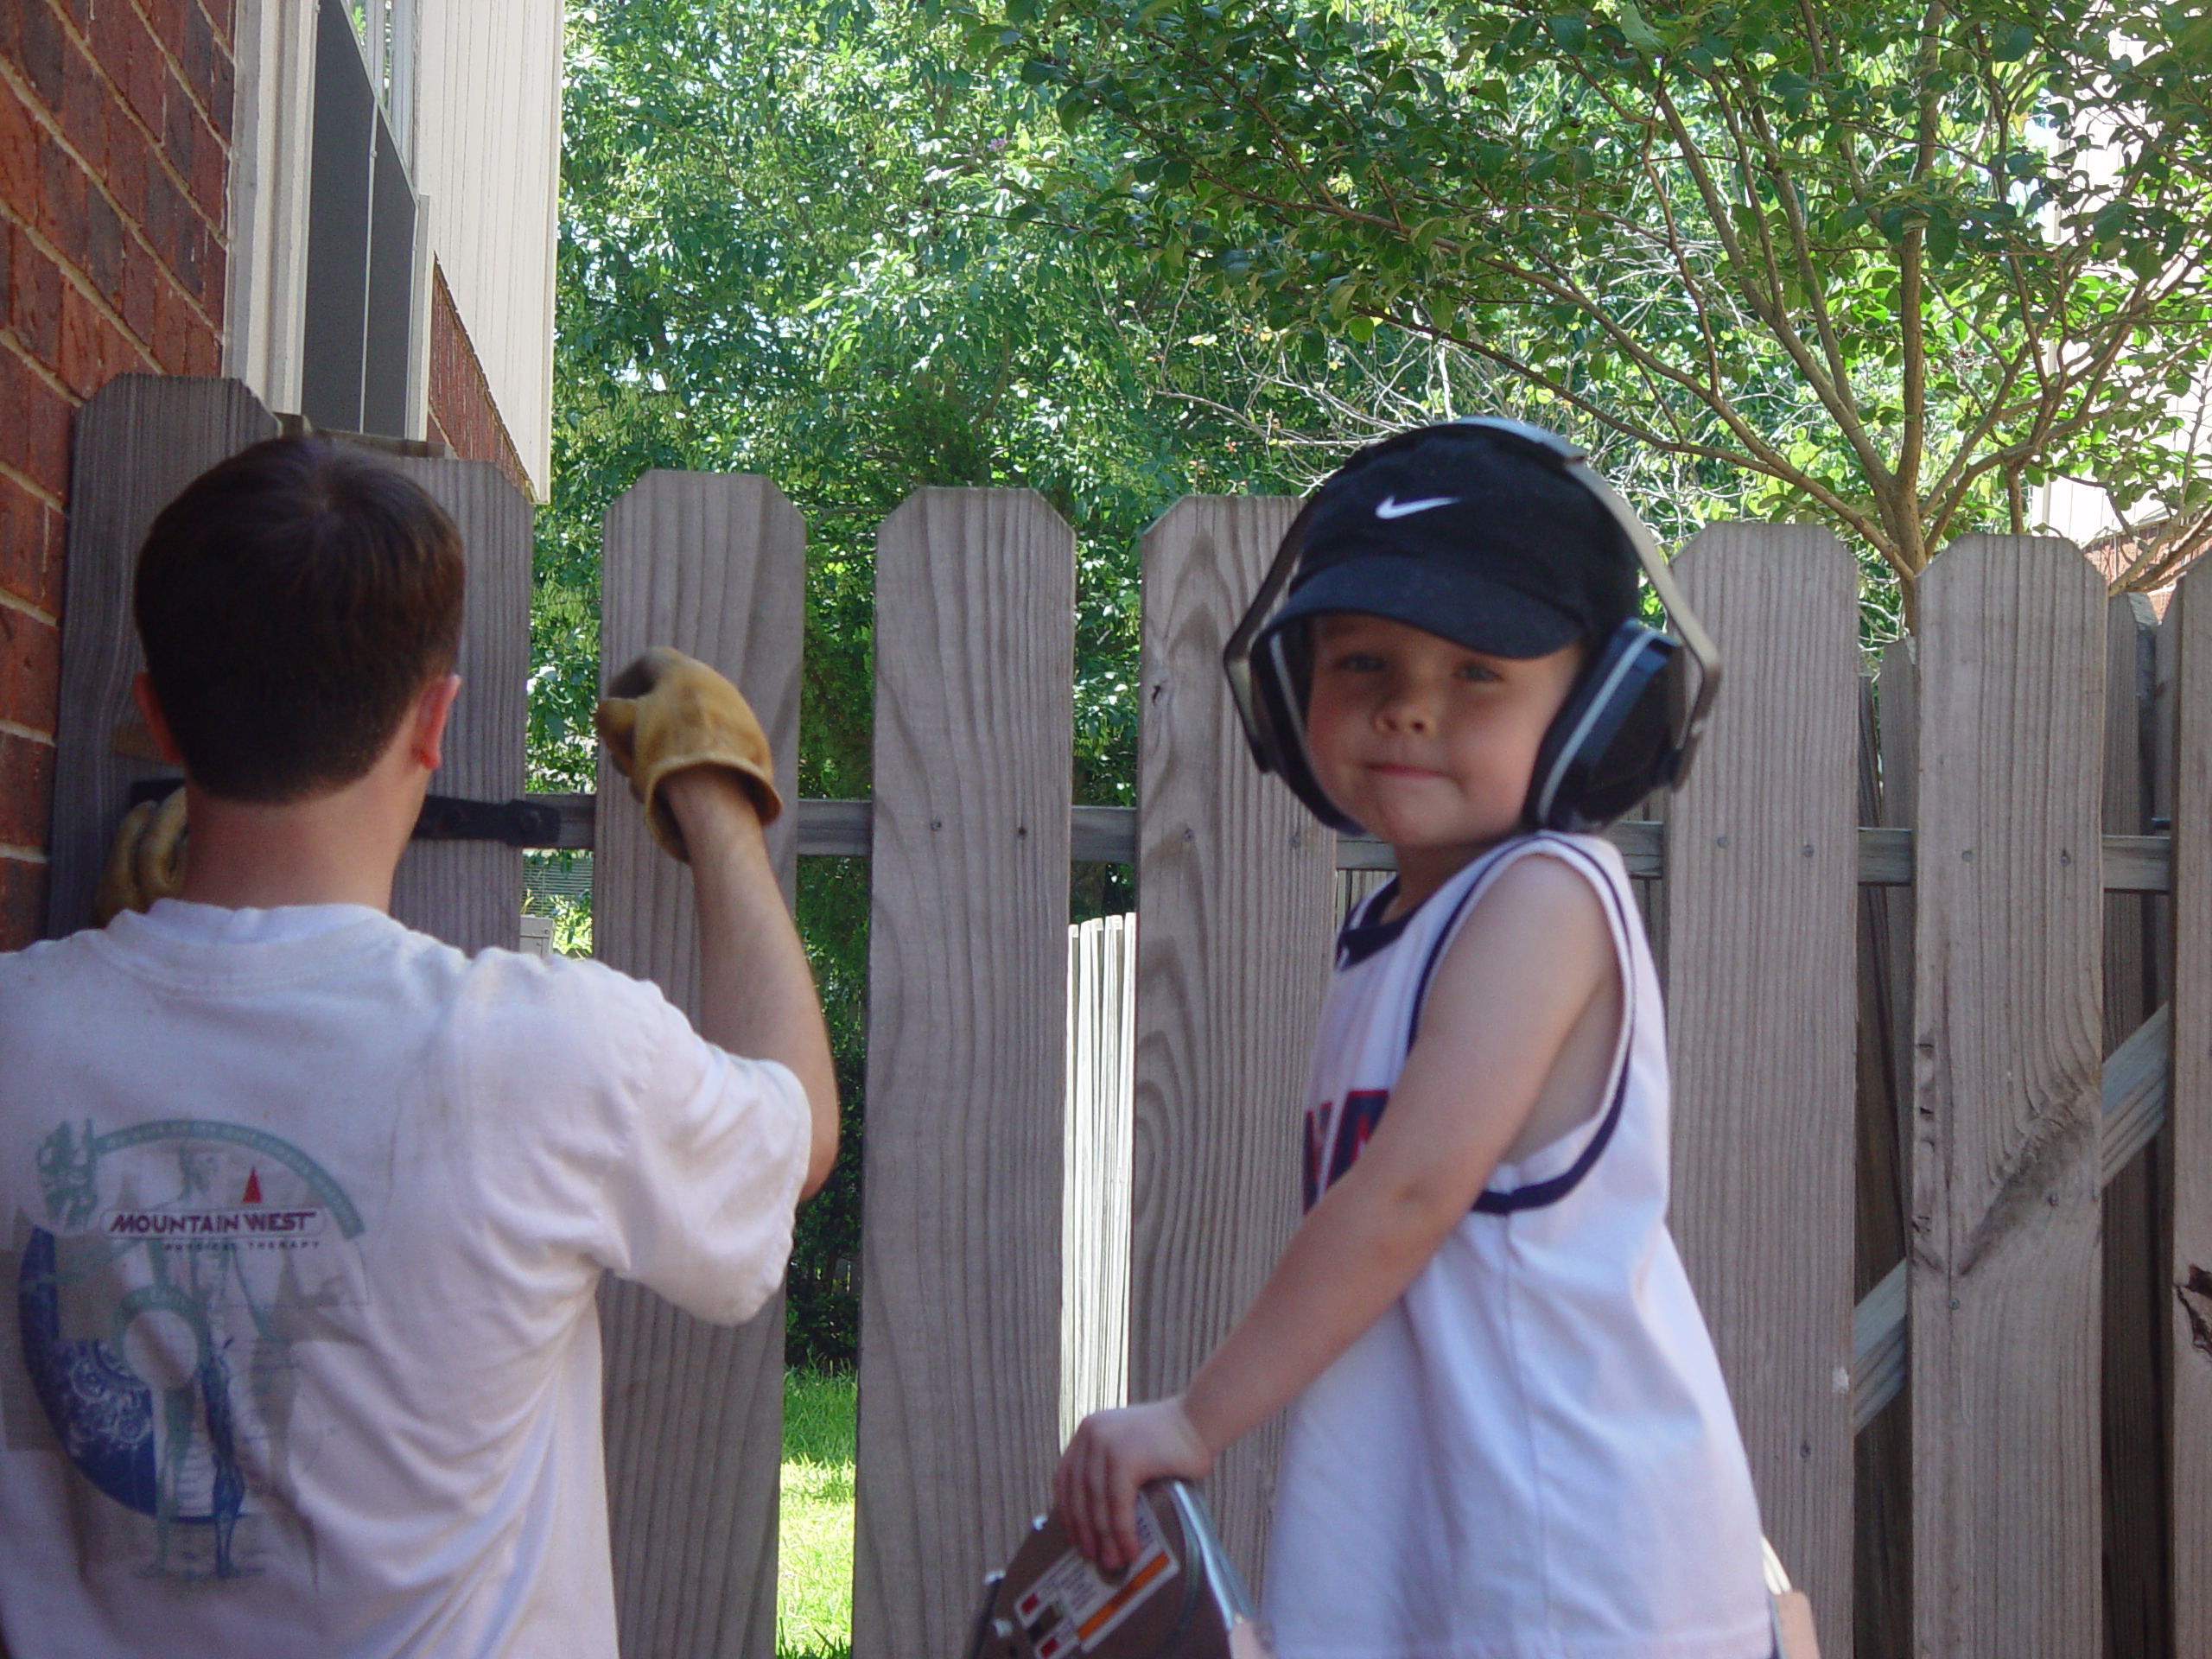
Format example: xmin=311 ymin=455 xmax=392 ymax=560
xmin=149 ymin=267 xmax=187 ymax=370
xmin=118 ymin=238 xmax=156 ymax=341
xmin=0 ymin=472 xmax=63 ymax=615
xmin=161 ymin=70 xmax=197 ymax=188
xmin=0 ymin=602 xmax=60 ymax=731
xmin=53 ymin=282 xmax=105 ymax=395
xmin=0 ymin=353 xmax=73 ymax=500
xmin=86 ymin=2 xmax=141 ymax=119
xmin=82 ymin=184 xmax=122 ymax=299
xmin=103 ymin=99 xmax=147 ymax=233
xmin=0 ymin=728 xmax=55 ymax=848
xmin=181 ymin=2 xmax=214 ymax=105
xmin=38 ymin=139 xmax=86 ymax=261
xmin=189 ymin=105 xmax=223 ymax=219
xmin=198 ymin=233 xmax=223 ymax=319
xmin=7 ymin=232 xmax=62 ymax=365
xmin=206 ymin=34 xmax=233 ymax=139
xmin=141 ymin=163 xmax=180 ymax=271
xmin=0 ymin=78 xmax=41 ymax=210
xmin=16 ymin=3 xmax=66 ymax=109
xmin=147 ymin=0 xmax=188 ymax=60
xmin=60 ymin=45 xmax=105 ymax=171
xmin=202 ymin=0 xmax=236 ymax=51
xmin=0 ymin=855 xmax=48 ymax=947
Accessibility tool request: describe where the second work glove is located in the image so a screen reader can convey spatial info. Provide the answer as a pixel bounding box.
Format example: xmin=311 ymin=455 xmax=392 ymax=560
xmin=595 ymin=646 xmax=783 ymax=862
xmin=92 ymin=787 xmax=187 ymax=925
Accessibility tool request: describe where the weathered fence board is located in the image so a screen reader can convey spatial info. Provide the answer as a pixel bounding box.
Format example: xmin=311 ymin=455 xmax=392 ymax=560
xmin=1128 ymin=495 xmax=1333 ymax=1587
xmin=1664 ymin=524 xmax=1859 ymax=1656
xmin=46 ymin=375 xmax=279 ymax=938
xmin=2169 ymin=568 xmax=2212 ymax=1654
xmin=591 ymin=474 xmax=805 ymax=1659
xmin=384 ymin=456 xmax=531 ymax=955
xmin=1910 ymin=537 xmax=2106 ymax=1657
xmin=853 ymin=489 xmax=1075 ymax=1659
xmin=2101 ymin=593 xmax=2168 ymax=1659
xmin=1853 ymin=654 xmax=1912 ymax=1659
xmin=1064 ymin=913 xmax=1136 ymax=1441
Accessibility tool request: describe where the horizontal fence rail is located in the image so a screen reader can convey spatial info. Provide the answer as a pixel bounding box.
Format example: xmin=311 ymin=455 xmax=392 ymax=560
xmin=524 ymin=794 xmax=2181 ymax=891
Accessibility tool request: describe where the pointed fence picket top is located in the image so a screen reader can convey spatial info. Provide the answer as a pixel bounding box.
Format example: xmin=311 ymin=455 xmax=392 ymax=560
xmin=1663 ymin=524 xmax=1859 ymax=1657
xmin=1128 ymin=494 xmax=1334 ymax=1585
xmin=591 ymin=472 xmax=806 ymax=1659
xmin=384 ymin=455 xmax=531 ymax=955
xmin=46 ymin=376 xmax=279 ymax=938
xmin=853 ymin=488 xmax=1077 ymax=1659
xmin=1910 ymin=536 xmax=2106 ymax=1657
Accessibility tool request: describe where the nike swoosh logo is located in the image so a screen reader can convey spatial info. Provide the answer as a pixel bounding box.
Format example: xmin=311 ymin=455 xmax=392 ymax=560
xmin=1374 ymin=494 xmax=1460 ymax=519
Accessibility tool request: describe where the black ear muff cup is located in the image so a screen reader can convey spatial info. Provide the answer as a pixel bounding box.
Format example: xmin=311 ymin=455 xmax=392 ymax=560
xmin=1525 ymin=622 xmax=1683 ymax=833
xmin=1251 ymin=622 xmax=1363 ymax=836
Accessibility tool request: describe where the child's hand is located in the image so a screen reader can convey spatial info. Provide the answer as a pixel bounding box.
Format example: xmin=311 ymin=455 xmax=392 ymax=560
xmin=1053 ymin=1397 xmax=1213 ymax=1572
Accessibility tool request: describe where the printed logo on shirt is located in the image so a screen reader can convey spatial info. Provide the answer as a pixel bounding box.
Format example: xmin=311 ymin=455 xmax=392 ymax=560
xmin=1303 ymin=1090 xmax=1389 ymax=1209
xmin=14 ymin=1117 xmax=365 ymax=1584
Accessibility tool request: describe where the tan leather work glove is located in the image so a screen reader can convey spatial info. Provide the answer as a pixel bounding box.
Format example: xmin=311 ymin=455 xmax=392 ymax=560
xmin=92 ymin=787 xmax=187 ymax=925
xmin=595 ymin=646 xmax=783 ymax=862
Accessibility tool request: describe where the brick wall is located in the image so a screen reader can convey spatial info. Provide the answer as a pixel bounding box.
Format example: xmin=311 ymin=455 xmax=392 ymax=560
xmin=427 ymin=262 xmax=532 ymax=502
xmin=0 ymin=0 xmax=234 ymax=947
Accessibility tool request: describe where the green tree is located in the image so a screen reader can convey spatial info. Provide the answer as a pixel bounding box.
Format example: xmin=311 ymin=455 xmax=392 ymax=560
xmin=985 ymin=0 xmax=2212 ymax=603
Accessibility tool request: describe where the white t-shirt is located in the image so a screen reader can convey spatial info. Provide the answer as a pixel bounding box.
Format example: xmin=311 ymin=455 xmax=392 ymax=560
xmin=0 ymin=899 xmax=810 ymax=1658
xmin=1263 ymin=834 xmax=1772 ymax=1659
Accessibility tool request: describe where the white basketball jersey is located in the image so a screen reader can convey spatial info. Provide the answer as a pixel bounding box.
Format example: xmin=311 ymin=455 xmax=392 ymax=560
xmin=1262 ymin=832 xmax=1772 ymax=1659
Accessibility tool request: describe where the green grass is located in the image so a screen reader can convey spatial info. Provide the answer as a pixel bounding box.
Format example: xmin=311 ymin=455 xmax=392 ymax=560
xmin=779 ymin=1369 xmax=857 ymax=1659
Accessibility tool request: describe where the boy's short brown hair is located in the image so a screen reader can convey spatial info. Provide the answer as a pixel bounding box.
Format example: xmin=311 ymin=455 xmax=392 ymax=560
xmin=134 ymin=436 xmax=465 ymax=803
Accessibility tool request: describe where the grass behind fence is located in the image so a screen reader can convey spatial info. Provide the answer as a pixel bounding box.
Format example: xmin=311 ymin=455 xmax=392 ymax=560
xmin=779 ymin=1369 xmax=858 ymax=1659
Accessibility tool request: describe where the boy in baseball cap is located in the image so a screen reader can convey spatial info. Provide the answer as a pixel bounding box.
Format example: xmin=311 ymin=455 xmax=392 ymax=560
xmin=1058 ymin=423 xmax=1777 ymax=1656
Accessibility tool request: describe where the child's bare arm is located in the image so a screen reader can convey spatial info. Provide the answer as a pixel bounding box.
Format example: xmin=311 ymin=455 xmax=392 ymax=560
xmin=1056 ymin=855 xmax=1618 ymax=1567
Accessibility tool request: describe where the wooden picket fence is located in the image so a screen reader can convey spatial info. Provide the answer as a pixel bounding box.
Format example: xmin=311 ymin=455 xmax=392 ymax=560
xmin=40 ymin=375 xmax=2212 ymax=1658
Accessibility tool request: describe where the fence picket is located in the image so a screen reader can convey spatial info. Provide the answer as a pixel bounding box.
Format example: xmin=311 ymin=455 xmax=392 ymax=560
xmin=384 ymin=456 xmax=531 ymax=954
xmin=1855 ymin=638 xmax=1916 ymax=1656
xmin=1128 ymin=496 xmax=1334 ymax=1587
xmin=1663 ymin=524 xmax=1859 ymax=1655
xmin=1910 ymin=536 xmax=2105 ymax=1657
xmin=2100 ymin=593 xmax=2167 ymax=1659
xmin=46 ymin=375 xmax=279 ymax=938
xmin=853 ymin=489 xmax=1075 ymax=1659
xmin=592 ymin=473 xmax=806 ymax=1659
xmin=1063 ymin=914 xmax=1135 ymax=1440
xmin=2168 ymin=567 xmax=2212 ymax=1652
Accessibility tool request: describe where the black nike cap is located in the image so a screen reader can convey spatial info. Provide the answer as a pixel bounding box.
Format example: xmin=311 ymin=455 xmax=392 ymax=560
xmin=1263 ymin=423 xmax=1640 ymax=658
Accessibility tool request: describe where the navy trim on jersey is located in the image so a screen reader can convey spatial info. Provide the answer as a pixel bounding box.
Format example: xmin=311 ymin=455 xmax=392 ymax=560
xmin=1336 ymin=878 xmax=1411 ymax=969
xmin=1398 ymin=834 xmax=1638 ymax=1216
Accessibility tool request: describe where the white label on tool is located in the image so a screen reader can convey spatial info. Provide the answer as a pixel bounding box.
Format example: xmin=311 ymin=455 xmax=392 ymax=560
xmin=1011 ymin=1492 xmax=1180 ymax=1656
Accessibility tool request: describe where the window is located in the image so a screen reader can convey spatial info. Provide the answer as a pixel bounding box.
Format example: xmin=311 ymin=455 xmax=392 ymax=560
xmin=300 ymin=0 xmax=423 ymax=437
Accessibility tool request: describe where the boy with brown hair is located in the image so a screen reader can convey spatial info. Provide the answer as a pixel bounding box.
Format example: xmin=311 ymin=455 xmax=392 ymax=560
xmin=1056 ymin=422 xmax=1777 ymax=1657
xmin=0 ymin=436 xmax=836 ymax=1656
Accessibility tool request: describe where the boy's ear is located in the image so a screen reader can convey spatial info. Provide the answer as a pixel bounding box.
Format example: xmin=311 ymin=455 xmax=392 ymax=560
xmin=409 ymin=674 xmax=463 ymax=774
xmin=129 ymin=673 xmax=186 ymax=767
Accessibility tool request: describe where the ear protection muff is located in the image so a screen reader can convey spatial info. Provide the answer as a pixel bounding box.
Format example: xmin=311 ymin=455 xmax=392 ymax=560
xmin=1223 ymin=417 xmax=1720 ymax=835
